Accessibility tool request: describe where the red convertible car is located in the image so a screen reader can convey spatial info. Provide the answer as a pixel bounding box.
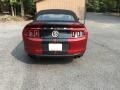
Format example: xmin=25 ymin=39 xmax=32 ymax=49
xmin=22 ymin=9 xmax=88 ymax=58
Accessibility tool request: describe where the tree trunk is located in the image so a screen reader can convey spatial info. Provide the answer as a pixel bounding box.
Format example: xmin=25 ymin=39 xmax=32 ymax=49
xmin=118 ymin=0 xmax=120 ymax=16
xmin=0 ymin=0 xmax=2 ymax=13
xmin=11 ymin=5 xmax=15 ymax=16
xmin=20 ymin=0 xmax=25 ymax=17
xmin=14 ymin=6 xmax=16 ymax=16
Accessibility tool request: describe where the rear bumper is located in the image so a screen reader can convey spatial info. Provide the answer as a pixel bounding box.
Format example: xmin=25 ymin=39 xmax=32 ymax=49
xmin=23 ymin=37 xmax=88 ymax=57
xmin=29 ymin=53 xmax=83 ymax=58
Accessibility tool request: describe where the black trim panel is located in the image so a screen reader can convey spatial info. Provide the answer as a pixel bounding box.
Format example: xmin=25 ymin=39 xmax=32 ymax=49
xmin=41 ymin=39 xmax=69 ymax=55
xmin=31 ymin=53 xmax=83 ymax=58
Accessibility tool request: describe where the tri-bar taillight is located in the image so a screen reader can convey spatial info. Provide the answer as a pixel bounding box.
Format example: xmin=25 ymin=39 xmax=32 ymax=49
xmin=71 ymin=31 xmax=85 ymax=38
xmin=23 ymin=27 xmax=40 ymax=38
xmin=70 ymin=23 xmax=86 ymax=38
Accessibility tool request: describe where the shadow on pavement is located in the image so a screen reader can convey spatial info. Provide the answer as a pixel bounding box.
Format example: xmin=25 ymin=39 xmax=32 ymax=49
xmin=11 ymin=41 xmax=73 ymax=65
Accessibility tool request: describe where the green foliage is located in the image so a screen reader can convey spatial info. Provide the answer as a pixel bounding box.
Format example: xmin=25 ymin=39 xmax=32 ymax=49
xmin=24 ymin=0 xmax=35 ymax=15
xmin=94 ymin=0 xmax=100 ymax=12
xmin=10 ymin=0 xmax=18 ymax=5
xmin=87 ymin=0 xmax=120 ymax=13
xmin=87 ymin=0 xmax=101 ymax=12
xmin=0 ymin=0 xmax=120 ymax=16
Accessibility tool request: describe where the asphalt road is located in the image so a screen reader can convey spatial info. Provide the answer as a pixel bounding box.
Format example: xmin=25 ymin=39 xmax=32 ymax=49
xmin=0 ymin=13 xmax=120 ymax=90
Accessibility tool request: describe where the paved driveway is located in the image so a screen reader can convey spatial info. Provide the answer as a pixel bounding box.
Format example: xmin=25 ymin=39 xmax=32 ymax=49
xmin=0 ymin=13 xmax=120 ymax=90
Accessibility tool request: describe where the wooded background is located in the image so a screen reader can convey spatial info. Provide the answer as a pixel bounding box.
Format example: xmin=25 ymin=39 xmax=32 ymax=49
xmin=0 ymin=0 xmax=120 ymax=17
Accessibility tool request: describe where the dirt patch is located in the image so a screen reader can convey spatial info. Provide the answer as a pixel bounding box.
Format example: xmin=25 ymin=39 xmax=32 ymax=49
xmin=0 ymin=15 xmax=25 ymax=22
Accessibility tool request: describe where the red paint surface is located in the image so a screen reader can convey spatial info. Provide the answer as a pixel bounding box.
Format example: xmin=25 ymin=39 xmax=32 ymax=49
xmin=23 ymin=22 xmax=88 ymax=56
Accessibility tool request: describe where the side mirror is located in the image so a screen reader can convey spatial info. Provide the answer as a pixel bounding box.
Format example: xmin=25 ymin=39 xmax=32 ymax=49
xmin=77 ymin=18 xmax=80 ymax=21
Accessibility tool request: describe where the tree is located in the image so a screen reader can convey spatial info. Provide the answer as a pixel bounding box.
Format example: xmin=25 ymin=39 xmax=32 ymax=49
xmin=116 ymin=0 xmax=120 ymax=15
xmin=87 ymin=0 xmax=120 ymax=15
xmin=0 ymin=0 xmax=2 ymax=13
xmin=9 ymin=0 xmax=18 ymax=16
xmin=87 ymin=0 xmax=100 ymax=12
xmin=20 ymin=0 xmax=24 ymax=17
xmin=24 ymin=0 xmax=35 ymax=15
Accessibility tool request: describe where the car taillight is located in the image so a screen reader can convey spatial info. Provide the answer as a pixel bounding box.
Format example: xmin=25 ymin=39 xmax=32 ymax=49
xmin=72 ymin=31 xmax=85 ymax=38
xmin=70 ymin=23 xmax=86 ymax=38
xmin=23 ymin=28 xmax=40 ymax=38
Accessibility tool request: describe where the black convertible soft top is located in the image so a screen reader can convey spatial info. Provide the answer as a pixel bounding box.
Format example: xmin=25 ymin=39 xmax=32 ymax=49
xmin=34 ymin=9 xmax=78 ymax=21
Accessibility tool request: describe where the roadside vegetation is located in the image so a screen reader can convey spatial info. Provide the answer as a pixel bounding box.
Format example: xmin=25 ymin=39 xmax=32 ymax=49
xmin=87 ymin=0 xmax=120 ymax=16
xmin=0 ymin=0 xmax=119 ymax=22
xmin=0 ymin=0 xmax=35 ymax=21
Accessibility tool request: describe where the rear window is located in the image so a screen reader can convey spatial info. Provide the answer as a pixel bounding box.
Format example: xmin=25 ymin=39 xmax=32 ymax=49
xmin=36 ymin=14 xmax=75 ymax=22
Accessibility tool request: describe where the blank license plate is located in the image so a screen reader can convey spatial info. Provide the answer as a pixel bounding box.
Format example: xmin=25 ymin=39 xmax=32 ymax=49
xmin=49 ymin=43 xmax=62 ymax=51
